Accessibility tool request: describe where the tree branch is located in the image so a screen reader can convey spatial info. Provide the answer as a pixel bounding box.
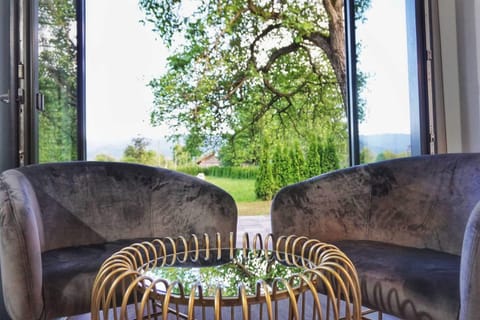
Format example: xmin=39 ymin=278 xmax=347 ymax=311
xmin=259 ymin=42 xmax=301 ymax=73
xmin=305 ymin=32 xmax=332 ymax=61
xmin=247 ymin=0 xmax=280 ymax=19
xmin=249 ymin=23 xmax=283 ymax=67
xmin=262 ymin=76 xmax=308 ymax=99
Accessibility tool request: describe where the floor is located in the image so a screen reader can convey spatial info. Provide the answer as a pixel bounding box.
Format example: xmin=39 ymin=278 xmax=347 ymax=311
xmin=68 ymin=215 xmax=400 ymax=320
xmin=236 ymin=214 xmax=272 ymax=245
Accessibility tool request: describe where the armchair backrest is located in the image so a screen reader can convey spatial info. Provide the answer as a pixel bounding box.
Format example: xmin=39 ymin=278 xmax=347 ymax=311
xmin=1 ymin=161 xmax=238 ymax=252
xmin=271 ymin=153 xmax=480 ymax=255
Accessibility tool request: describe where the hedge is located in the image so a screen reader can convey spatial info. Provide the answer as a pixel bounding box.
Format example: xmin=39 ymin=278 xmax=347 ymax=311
xmin=176 ymin=166 xmax=258 ymax=179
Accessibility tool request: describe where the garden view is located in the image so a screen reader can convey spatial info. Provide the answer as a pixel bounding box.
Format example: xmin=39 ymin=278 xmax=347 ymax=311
xmin=38 ymin=0 xmax=412 ymax=215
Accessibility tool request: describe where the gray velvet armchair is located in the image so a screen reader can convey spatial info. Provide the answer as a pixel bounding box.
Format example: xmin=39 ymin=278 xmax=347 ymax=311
xmin=0 ymin=161 xmax=238 ymax=319
xmin=271 ymin=153 xmax=480 ymax=320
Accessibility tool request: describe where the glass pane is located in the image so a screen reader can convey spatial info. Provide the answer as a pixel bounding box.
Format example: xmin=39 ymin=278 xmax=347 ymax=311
xmin=356 ymin=0 xmax=419 ymax=163
xmin=38 ymin=0 xmax=78 ymax=162
xmin=85 ymin=0 xmax=170 ymax=164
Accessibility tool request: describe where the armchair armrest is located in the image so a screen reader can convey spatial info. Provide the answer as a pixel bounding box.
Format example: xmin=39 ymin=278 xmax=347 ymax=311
xmin=271 ymin=167 xmax=371 ymax=242
xmin=460 ymin=201 xmax=480 ymax=320
xmin=0 ymin=170 xmax=44 ymax=319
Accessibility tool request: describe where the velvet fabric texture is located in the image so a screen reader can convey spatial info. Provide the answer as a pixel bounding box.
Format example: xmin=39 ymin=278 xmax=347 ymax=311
xmin=0 ymin=162 xmax=238 ymax=319
xmin=271 ymin=153 xmax=480 ymax=320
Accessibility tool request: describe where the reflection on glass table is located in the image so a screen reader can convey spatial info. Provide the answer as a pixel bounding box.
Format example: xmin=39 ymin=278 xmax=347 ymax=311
xmin=146 ymin=249 xmax=305 ymax=297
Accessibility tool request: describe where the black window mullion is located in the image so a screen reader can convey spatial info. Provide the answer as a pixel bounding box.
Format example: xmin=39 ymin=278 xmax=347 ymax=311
xmin=76 ymin=0 xmax=86 ymax=160
xmin=344 ymin=0 xmax=360 ymax=166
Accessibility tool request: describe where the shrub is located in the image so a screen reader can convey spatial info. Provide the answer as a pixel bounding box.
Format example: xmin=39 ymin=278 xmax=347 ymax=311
xmin=255 ymin=143 xmax=276 ymax=200
xmin=176 ymin=165 xmax=258 ymax=179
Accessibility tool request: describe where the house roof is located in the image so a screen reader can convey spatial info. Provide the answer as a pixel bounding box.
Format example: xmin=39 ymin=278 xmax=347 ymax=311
xmin=196 ymin=152 xmax=218 ymax=164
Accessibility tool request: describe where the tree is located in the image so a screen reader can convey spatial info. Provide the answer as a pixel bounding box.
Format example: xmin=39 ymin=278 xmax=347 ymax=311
xmin=95 ymin=153 xmax=116 ymax=162
xmin=306 ymin=137 xmax=321 ymax=177
xmin=255 ymin=142 xmax=275 ymax=200
xmin=173 ymin=143 xmax=193 ymax=167
xmin=360 ymin=147 xmax=375 ymax=164
xmin=322 ymin=136 xmax=340 ymax=172
xmin=139 ymin=0 xmax=370 ymax=164
xmin=289 ymin=141 xmax=305 ymax=183
xmin=271 ymin=145 xmax=289 ymax=189
xmin=121 ymin=137 xmax=163 ymax=166
xmin=376 ymin=150 xmax=409 ymax=162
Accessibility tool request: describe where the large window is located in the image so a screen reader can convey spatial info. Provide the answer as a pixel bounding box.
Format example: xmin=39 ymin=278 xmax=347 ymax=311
xmin=352 ymin=0 xmax=428 ymax=164
xmin=82 ymin=0 xmax=430 ymax=167
xmin=10 ymin=0 xmax=432 ymax=167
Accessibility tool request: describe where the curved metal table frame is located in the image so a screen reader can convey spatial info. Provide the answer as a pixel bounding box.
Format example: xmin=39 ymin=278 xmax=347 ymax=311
xmin=91 ymin=233 xmax=362 ymax=320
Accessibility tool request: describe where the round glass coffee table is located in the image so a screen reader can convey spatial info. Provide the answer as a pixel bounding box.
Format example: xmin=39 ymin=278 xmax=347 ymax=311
xmin=91 ymin=233 xmax=361 ymax=320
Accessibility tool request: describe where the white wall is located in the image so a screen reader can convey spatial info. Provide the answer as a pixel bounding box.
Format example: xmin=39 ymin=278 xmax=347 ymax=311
xmin=437 ymin=1 xmax=462 ymax=152
xmin=440 ymin=0 xmax=480 ymax=153
xmin=456 ymin=0 xmax=480 ymax=152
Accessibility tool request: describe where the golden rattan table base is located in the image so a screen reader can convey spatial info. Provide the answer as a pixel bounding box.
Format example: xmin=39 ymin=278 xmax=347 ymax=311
xmin=91 ymin=233 xmax=362 ymax=320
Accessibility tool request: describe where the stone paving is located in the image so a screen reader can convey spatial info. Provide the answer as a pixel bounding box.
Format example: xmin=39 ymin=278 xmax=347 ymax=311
xmin=236 ymin=214 xmax=271 ymax=246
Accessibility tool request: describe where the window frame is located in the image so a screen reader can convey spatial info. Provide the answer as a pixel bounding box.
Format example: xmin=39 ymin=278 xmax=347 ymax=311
xmin=76 ymin=0 xmax=86 ymax=160
xmin=344 ymin=0 xmax=433 ymax=166
xmin=18 ymin=0 xmax=434 ymax=166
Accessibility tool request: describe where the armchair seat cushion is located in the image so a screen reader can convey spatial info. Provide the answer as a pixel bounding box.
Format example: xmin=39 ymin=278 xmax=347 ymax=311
xmin=336 ymin=240 xmax=460 ymax=320
xmin=42 ymin=238 xmax=155 ymax=317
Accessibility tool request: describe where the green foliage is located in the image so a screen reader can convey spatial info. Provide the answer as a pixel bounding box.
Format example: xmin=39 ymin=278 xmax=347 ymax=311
xmin=355 ymin=0 xmax=373 ymax=22
xmin=255 ymin=143 xmax=275 ymax=201
xmin=176 ymin=166 xmax=258 ymax=180
xmin=120 ymin=137 xmax=165 ymax=166
xmin=206 ymin=166 xmax=258 ymax=180
xmin=38 ymin=0 xmax=78 ymax=162
xmin=323 ymin=137 xmax=340 ymax=172
xmin=255 ymin=136 xmax=341 ymax=200
xmin=173 ymin=144 xmax=194 ymax=166
xmin=376 ymin=150 xmax=410 ymax=162
xmin=305 ymin=137 xmax=321 ymax=178
xmin=271 ymin=145 xmax=288 ymax=190
xmin=360 ymin=147 xmax=375 ymax=164
xmin=359 ymin=147 xmax=410 ymax=164
xmin=290 ymin=141 xmax=306 ymax=182
xmin=95 ymin=154 xmax=116 ymax=162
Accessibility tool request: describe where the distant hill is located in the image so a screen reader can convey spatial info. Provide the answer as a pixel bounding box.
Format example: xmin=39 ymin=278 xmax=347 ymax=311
xmin=87 ymin=137 xmax=173 ymax=161
xmin=87 ymin=133 xmax=411 ymax=161
xmin=359 ymin=133 xmax=411 ymax=155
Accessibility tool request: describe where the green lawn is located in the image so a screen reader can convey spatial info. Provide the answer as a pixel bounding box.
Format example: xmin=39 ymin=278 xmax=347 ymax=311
xmin=205 ymin=177 xmax=271 ymax=216
xmin=205 ymin=177 xmax=257 ymax=202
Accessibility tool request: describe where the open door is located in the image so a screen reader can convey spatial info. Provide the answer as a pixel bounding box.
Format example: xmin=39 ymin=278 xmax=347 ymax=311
xmin=37 ymin=0 xmax=85 ymax=162
xmin=0 ymin=0 xmax=85 ymax=170
xmin=0 ymin=0 xmax=19 ymax=172
xmin=0 ymin=0 xmax=41 ymax=167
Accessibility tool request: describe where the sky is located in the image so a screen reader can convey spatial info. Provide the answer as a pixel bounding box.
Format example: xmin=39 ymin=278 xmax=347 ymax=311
xmin=356 ymin=0 xmax=411 ymax=135
xmin=85 ymin=0 xmax=411 ymax=159
xmin=85 ymin=0 xmax=170 ymax=159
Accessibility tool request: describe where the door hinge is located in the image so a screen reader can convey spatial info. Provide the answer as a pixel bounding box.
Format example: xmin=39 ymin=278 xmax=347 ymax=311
xmin=17 ymin=88 xmax=24 ymax=104
xmin=17 ymin=63 xmax=24 ymax=79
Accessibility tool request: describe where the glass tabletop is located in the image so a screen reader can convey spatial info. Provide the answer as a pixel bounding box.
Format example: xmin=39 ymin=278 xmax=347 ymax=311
xmin=145 ymin=249 xmax=306 ymax=297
